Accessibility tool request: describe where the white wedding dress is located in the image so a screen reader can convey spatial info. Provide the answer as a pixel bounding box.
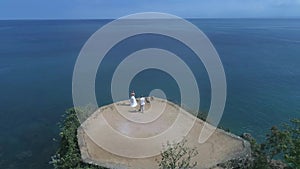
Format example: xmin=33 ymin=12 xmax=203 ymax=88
xmin=130 ymin=95 xmax=137 ymax=107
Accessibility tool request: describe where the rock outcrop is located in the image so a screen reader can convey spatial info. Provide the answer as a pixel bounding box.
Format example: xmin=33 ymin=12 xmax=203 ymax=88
xmin=77 ymin=97 xmax=251 ymax=169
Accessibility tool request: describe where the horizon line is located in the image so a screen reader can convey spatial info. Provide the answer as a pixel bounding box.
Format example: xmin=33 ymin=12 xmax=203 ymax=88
xmin=1 ymin=17 xmax=300 ymax=21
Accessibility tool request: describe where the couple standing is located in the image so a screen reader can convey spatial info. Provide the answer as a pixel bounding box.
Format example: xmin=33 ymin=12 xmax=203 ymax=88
xmin=130 ymin=91 xmax=145 ymax=113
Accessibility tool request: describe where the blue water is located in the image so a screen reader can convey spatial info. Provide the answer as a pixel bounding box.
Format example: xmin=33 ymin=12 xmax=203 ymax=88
xmin=0 ymin=19 xmax=300 ymax=168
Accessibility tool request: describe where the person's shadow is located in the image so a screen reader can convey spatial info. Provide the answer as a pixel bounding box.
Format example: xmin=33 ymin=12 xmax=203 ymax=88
xmin=129 ymin=110 xmax=139 ymax=113
xmin=116 ymin=103 xmax=130 ymax=106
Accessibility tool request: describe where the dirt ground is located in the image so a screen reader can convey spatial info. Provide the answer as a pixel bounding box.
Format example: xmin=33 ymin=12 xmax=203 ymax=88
xmin=77 ymin=97 xmax=250 ymax=169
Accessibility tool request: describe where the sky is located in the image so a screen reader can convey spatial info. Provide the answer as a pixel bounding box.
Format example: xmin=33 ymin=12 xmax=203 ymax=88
xmin=0 ymin=0 xmax=300 ymax=19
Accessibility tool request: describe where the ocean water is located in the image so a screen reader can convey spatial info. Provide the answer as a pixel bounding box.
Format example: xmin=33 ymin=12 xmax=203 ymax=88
xmin=0 ymin=19 xmax=300 ymax=168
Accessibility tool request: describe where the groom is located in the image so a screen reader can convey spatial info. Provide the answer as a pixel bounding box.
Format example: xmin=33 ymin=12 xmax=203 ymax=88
xmin=140 ymin=95 xmax=145 ymax=113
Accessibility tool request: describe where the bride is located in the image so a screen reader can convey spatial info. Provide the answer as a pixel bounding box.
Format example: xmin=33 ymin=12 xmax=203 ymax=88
xmin=129 ymin=91 xmax=137 ymax=107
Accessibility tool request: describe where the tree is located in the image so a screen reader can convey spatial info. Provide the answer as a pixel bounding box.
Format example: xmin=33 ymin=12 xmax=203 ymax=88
xmin=50 ymin=108 xmax=106 ymax=169
xmin=249 ymin=139 xmax=270 ymax=169
xmin=157 ymin=139 xmax=198 ymax=169
xmin=283 ymin=119 xmax=300 ymax=168
xmin=246 ymin=118 xmax=300 ymax=169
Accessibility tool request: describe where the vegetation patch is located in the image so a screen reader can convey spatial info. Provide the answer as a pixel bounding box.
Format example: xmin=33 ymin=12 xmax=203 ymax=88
xmin=50 ymin=108 xmax=106 ymax=169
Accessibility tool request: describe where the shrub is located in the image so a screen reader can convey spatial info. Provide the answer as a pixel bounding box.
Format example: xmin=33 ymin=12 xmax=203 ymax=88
xmin=50 ymin=108 xmax=105 ymax=169
xmin=246 ymin=118 xmax=300 ymax=169
xmin=157 ymin=139 xmax=198 ymax=169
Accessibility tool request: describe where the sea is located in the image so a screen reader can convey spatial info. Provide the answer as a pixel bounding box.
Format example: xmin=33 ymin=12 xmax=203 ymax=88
xmin=0 ymin=19 xmax=300 ymax=168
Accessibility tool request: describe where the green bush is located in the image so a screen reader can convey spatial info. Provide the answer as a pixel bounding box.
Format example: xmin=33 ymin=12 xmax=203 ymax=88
xmin=247 ymin=118 xmax=300 ymax=169
xmin=282 ymin=119 xmax=300 ymax=168
xmin=50 ymin=108 xmax=106 ymax=169
xmin=156 ymin=139 xmax=198 ymax=169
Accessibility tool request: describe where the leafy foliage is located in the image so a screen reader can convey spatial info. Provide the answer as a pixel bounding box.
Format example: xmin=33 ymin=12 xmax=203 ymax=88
xmin=282 ymin=119 xmax=300 ymax=168
xmin=50 ymin=108 xmax=106 ymax=169
xmin=157 ymin=139 xmax=198 ymax=169
xmin=245 ymin=118 xmax=300 ymax=169
xmin=248 ymin=137 xmax=271 ymax=169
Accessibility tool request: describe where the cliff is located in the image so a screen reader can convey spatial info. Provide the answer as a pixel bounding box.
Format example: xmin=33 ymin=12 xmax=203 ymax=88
xmin=77 ymin=97 xmax=250 ymax=169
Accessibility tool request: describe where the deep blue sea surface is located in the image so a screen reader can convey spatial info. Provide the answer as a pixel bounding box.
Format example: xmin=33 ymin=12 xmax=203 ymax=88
xmin=0 ymin=19 xmax=300 ymax=168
